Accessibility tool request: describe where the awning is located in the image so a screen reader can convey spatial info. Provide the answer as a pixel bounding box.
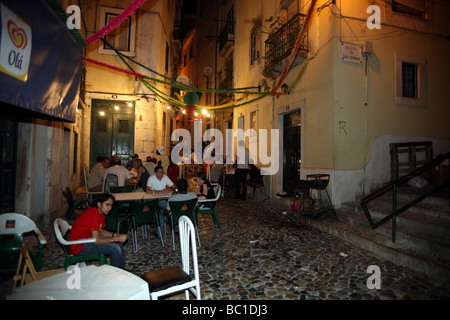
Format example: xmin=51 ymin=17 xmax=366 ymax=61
xmin=0 ymin=0 xmax=83 ymax=123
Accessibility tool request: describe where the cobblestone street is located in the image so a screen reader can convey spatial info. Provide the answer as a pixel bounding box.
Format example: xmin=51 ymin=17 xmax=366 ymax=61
xmin=2 ymin=197 xmax=450 ymax=300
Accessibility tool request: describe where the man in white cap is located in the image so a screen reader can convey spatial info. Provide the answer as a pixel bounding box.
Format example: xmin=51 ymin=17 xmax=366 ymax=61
xmin=155 ymin=146 xmax=169 ymax=175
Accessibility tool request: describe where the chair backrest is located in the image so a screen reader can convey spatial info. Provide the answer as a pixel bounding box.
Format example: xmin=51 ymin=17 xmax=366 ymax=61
xmin=198 ymin=185 xmax=221 ymax=208
xmin=130 ymin=199 xmax=159 ymax=226
xmin=212 ymin=185 xmax=221 ymax=201
xmin=53 ymin=218 xmax=72 ymax=246
xmin=104 ymin=174 xmax=119 ymax=192
xmin=168 ymin=198 xmax=198 ymax=226
xmin=104 ymin=203 xmax=129 ymax=233
xmin=178 ymin=216 xmax=199 ymax=280
xmin=0 ymin=213 xmax=46 ymax=245
xmin=53 ymin=218 xmax=96 ymax=246
xmin=169 ymin=198 xmax=198 ymax=214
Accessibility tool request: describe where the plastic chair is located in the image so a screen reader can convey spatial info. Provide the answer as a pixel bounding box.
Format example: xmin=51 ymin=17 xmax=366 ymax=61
xmin=0 ymin=213 xmax=47 ymax=275
xmin=104 ymin=203 xmax=130 ymax=235
xmin=84 ymin=167 xmax=104 ymax=201
xmin=197 ymin=185 xmax=222 ymax=230
xmin=104 ymin=174 xmax=119 ymax=193
xmin=62 ymin=187 xmax=89 ymax=221
xmin=167 ymin=198 xmax=199 ymax=251
xmin=53 ymin=218 xmax=107 ymax=270
xmin=129 ymin=199 xmax=164 ymax=252
xmin=141 ymin=216 xmax=201 ymax=300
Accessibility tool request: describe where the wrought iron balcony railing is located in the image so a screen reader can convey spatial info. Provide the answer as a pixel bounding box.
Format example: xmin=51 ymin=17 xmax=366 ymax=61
xmin=264 ymin=13 xmax=308 ymax=76
xmin=219 ymin=21 xmax=235 ymax=53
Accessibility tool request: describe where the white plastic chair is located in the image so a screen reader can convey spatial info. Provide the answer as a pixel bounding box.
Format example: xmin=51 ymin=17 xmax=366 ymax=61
xmin=53 ymin=218 xmax=107 ymax=270
xmin=141 ymin=216 xmax=201 ymax=300
xmin=0 ymin=213 xmax=47 ymax=275
xmin=0 ymin=213 xmax=47 ymax=245
xmin=197 ymin=185 xmax=222 ymax=230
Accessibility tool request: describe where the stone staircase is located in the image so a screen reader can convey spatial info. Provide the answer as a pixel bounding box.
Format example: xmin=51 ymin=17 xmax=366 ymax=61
xmin=295 ymin=189 xmax=450 ymax=284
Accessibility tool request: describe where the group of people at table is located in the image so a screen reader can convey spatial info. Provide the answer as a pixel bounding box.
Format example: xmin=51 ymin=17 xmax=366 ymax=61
xmin=71 ymin=146 xmax=217 ymax=270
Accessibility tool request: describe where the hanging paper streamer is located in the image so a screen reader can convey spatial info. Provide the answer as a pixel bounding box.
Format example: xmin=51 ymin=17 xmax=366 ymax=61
xmin=85 ymin=0 xmax=148 ymax=46
xmin=82 ymin=57 xmax=143 ymax=79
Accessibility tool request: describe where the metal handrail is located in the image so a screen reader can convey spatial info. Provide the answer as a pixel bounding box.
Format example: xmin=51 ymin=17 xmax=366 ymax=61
xmin=360 ymin=152 xmax=450 ymax=242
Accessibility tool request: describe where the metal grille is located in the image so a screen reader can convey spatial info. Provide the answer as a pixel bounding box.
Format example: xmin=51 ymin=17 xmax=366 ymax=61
xmin=264 ymin=13 xmax=308 ymax=73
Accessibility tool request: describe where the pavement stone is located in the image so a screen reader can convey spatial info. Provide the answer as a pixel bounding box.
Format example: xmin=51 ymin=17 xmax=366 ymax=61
xmin=1 ymin=196 xmax=450 ymax=300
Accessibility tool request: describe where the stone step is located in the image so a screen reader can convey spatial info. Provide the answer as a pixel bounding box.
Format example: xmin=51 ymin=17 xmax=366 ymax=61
xmin=342 ymin=201 xmax=450 ymax=246
xmin=370 ymin=193 xmax=450 ymax=221
xmin=294 ymin=210 xmax=450 ymax=283
xmin=338 ymin=205 xmax=450 ymax=258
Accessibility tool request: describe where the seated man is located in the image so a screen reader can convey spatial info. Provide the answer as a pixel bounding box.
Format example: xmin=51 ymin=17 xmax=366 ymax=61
xmin=69 ymin=193 xmax=128 ymax=269
xmin=146 ymin=165 xmax=175 ymax=236
xmin=88 ymin=156 xmax=110 ymax=192
xmin=165 ymin=178 xmax=197 ymax=212
xmin=104 ymin=157 xmax=134 ymax=190
xmin=165 ymin=178 xmax=197 ymax=232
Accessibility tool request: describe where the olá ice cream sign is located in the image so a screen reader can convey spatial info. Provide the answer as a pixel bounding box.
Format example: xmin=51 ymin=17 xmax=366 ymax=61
xmin=0 ymin=3 xmax=31 ymax=82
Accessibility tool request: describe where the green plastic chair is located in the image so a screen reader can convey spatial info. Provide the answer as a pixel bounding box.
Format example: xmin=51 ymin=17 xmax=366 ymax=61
xmin=167 ymin=198 xmax=199 ymax=251
xmin=104 ymin=203 xmax=130 ymax=235
xmin=62 ymin=187 xmax=89 ymax=221
xmin=129 ymin=199 xmax=163 ymax=252
xmin=0 ymin=213 xmax=47 ymax=275
xmin=197 ymin=185 xmax=222 ymax=230
xmin=53 ymin=218 xmax=107 ymax=270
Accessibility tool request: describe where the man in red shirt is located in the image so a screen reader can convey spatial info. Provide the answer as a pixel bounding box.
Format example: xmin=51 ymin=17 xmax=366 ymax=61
xmin=69 ymin=193 xmax=127 ymax=269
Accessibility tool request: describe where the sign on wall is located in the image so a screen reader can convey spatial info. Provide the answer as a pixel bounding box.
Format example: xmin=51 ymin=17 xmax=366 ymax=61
xmin=341 ymin=42 xmax=363 ymax=64
xmin=0 ymin=3 xmax=31 ymax=82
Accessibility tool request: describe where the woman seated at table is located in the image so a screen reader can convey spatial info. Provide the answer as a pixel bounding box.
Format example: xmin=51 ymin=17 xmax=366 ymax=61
xmin=131 ymin=158 xmax=150 ymax=188
xmin=195 ymin=171 xmax=216 ymax=209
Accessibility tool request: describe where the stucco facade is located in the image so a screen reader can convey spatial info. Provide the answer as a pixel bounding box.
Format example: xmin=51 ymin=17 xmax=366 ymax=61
xmin=214 ymin=0 xmax=450 ymax=206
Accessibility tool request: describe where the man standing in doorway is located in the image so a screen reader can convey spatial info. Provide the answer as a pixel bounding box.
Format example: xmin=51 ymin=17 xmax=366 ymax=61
xmin=235 ymin=140 xmax=250 ymax=200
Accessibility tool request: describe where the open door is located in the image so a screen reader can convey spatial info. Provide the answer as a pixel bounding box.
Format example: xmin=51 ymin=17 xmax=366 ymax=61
xmin=283 ymin=110 xmax=301 ymax=195
xmin=90 ymin=100 xmax=135 ymax=168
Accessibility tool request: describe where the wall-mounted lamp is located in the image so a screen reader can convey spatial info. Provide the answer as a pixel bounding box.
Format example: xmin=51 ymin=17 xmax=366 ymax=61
xmin=281 ymin=83 xmax=289 ymax=94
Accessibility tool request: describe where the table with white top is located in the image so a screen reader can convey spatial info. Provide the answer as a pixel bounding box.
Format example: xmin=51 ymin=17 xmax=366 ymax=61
xmin=8 ymin=265 xmax=150 ymax=300
xmin=111 ymin=191 xmax=172 ymax=202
